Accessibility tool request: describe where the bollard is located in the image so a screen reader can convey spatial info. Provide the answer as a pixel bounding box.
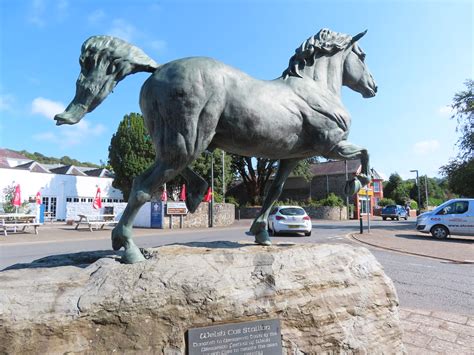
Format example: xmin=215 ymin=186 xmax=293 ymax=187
xmin=359 ymin=216 xmax=363 ymax=234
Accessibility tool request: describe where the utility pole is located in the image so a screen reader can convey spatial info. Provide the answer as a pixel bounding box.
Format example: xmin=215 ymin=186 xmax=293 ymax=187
xmin=222 ymin=150 xmax=225 ymax=203
xmin=424 ymin=175 xmax=429 ymax=210
xmin=410 ymin=169 xmax=421 ymax=211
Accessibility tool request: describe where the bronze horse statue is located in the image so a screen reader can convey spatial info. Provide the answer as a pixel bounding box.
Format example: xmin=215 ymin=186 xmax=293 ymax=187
xmin=55 ymin=28 xmax=377 ymax=263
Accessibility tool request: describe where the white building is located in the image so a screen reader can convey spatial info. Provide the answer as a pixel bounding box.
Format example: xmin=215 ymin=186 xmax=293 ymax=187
xmin=0 ymin=149 xmax=124 ymax=220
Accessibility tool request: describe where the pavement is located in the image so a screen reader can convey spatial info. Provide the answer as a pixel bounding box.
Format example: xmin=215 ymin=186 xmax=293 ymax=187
xmin=348 ymin=225 xmax=474 ymax=353
xmin=1 ymin=220 xmax=473 ymax=353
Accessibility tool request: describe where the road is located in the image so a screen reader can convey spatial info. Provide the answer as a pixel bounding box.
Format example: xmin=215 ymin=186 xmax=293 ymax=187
xmin=1 ymin=219 xmax=472 ymax=315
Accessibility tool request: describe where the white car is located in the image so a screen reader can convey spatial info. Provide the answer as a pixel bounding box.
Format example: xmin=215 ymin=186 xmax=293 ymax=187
xmin=268 ymin=206 xmax=312 ymax=236
xmin=416 ymin=198 xmax=474 ymax=239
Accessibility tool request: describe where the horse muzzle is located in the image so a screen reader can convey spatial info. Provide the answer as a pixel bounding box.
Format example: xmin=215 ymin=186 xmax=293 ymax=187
xmin=54 ymin=103 xmax=87 ymax=125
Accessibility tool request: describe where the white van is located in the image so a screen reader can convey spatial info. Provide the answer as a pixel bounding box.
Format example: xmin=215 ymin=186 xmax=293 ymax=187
xmin=416 ymin=198 xmax=474 ymax=238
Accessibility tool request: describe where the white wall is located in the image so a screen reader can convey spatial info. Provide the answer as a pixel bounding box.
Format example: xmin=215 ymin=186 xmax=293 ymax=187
xmin=0 ymin=168 xmax=123 ymax=220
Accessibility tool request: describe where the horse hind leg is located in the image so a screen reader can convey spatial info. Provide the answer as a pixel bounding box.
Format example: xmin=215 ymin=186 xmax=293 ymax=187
xmin=250 ymin=159 xmax=299 ymax=245
xmin=112 ymin=159 xmax=188 ymax=263
xmin=325 ymin=140 xmax=371 ymax=195
xmin=180 ymin=167 xmax=208 ymax=213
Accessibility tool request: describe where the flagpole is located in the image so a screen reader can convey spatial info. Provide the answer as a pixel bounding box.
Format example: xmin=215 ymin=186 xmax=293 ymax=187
xmin=210 ymin=153 xmax=214 ymax=228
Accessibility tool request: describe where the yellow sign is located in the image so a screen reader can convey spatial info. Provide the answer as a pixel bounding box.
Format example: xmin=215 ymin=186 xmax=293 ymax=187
xmin=358 ymin=189 xmax=373 ymax=196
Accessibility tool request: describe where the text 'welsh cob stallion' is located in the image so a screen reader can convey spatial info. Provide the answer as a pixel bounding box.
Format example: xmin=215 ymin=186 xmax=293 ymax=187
xmin=55 ymin=28 xmax=377 ymax=263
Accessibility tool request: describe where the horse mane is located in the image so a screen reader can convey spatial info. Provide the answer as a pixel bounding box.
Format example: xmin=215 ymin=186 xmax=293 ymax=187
xmin=282 ymin=28 xmax=352 ymax=79
xmin=80 ymin=36 xmax=159 ymax=78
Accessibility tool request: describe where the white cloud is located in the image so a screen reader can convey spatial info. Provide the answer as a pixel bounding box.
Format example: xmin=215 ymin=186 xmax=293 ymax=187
xmin=107 ymin=19 xmax=138 ymax=42
xmin=31 ymin=97 xmax=65 ymax=120
xmin=438 ymin=105 xmax=454 ymax=117
xmin=28 ymin=0 xmax=46 ymax=27
xmin=413 ymin=139 xmax=440 ymax=155
xmin=33 ymin=119 xmax=107 ymax=148
xmin=148 ymin=39 xmax=167 ymax=54
xmin=27 ymin=0 xmax=69 ymax=27
xmin=87 ymin=9 xmax=106 ymax=25
xmin=0 ymin=94 xmax=15 ymax=111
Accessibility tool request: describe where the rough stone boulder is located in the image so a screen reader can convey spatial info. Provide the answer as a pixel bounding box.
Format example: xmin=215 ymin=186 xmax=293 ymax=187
xmin=0 ymin=242 xmax=405 ymax=354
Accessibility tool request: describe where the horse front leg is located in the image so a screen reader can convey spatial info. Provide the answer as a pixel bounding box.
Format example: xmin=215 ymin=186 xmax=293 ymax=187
xmin=250 ymin=159 xmax=299 ymax=245
xmin=325 ymin=140 xmax=371 ymax=195
xmin=113 ymin=161 xmax=182 ymax=263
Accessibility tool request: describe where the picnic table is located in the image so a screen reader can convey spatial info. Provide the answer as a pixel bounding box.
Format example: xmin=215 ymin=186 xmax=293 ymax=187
xmin=44 ymin=211 xmax=55 ymax=223
xmin=75 ymin=214 xmax=117 ymax=232
xmin=0 ymin=213 xmax=41 ymax=236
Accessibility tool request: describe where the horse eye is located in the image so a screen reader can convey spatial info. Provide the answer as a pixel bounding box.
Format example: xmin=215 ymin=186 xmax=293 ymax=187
xmin=106 ymin=63 xmax=116 ymax=75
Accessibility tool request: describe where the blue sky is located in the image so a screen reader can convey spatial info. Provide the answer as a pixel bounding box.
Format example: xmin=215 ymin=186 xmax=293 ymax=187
xmin=0 ymin=0 xmax=472 ymax=180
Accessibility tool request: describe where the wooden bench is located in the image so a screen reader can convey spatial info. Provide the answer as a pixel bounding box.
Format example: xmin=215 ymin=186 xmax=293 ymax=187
xmin=0 ymin=214 xmax=41 ymax=237
xmin=75 ymin=214 xmax=117 ymax=232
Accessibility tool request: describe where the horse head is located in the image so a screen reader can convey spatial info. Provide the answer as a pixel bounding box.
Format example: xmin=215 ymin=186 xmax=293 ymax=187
xmin=342 ymin=31 xmax=377 ymax=98
xmin=54 ymin=36 xmax=158 ymax=125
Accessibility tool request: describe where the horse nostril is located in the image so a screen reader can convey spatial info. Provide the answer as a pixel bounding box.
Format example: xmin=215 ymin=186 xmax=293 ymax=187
xmin=374 ymin=86 xmax=378 ymax=93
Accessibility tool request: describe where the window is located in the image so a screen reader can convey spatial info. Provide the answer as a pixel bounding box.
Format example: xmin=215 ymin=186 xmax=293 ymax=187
xmin=373 ymin=181 xmax=380 ymax=193
xmin=73 ymin=198 xmax=79 ymax=202
xmin=437 ymin=201 xmax=469 ymax=215
xmin=66 ymin=197 xmax=72 ymax=202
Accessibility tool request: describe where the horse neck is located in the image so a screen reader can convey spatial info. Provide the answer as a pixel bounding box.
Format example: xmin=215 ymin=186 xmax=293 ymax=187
xmin=301 ymin=54 xmax=344 ymax=97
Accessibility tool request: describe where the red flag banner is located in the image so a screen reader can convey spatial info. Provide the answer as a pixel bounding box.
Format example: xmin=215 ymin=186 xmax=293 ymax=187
xmin=161 ymin=188 xmax=168 ymax=202
xmin=180 ymin=184 xmax=186 ymax=201
xmin=12 ymin=184 xmax=21 ymax=207
xmin=203 ymin=187 xmax=212 ymax=202
xmin=93 ymin=187 xmax=102 ymax=209
xmin=35 ymin=191 xmax=42 ymax=205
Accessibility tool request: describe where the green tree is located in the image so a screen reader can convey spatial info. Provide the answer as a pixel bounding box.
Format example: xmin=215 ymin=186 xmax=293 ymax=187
xmin=189 ymin=150 xmax=234 ymax=202
xmin=230 ymin=156 xmax=315 ymax=205
xmin=108 ymin=113 xmax=155 ymax=200
xmin=440 ymin=79 xmax=474 ymax=196
xmin=383 ymin=173 xmax=411 ymax=204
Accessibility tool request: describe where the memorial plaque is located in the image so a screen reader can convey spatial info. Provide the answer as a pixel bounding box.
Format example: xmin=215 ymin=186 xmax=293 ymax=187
xmin=187 ymin=319 xmax=282 ymax=355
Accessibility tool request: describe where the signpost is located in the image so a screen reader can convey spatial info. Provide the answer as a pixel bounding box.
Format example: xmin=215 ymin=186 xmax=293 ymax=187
xmin=150 ymin=201 xmax=164 ymax=228
xmin=166 ymin=201 xmax=188 ymax=215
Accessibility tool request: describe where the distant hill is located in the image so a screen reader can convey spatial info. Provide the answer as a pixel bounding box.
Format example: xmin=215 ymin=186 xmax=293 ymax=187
xmin=13 ymin=149 xmax=101 ymax=168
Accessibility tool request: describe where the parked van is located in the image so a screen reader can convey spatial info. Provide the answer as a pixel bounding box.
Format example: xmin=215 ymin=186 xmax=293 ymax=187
xmin=416 ymin=198 xmax=474 ymax=238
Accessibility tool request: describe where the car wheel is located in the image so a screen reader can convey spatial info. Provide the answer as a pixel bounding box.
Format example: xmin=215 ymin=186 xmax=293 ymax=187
xmin=431 ymin=225 xmax=449 ymax=239
xmin=404 ymin=216 xmax=408 ymax=220
xmin=305 ymin=231 xmax=311 ymax=237
xmin=396 ymin=216 xmax=400 ymax=221
xmin=382 ymin=217 xmax=387 ymax=221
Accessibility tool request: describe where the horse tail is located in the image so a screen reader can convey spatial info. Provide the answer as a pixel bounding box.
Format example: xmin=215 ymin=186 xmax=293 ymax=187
xmin=55 ymin=36 xmax=160 ymax=125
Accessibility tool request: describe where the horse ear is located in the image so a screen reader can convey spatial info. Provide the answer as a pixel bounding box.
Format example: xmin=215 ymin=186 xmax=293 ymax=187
xmin=351 ymin=30 xmax=368 ymax=44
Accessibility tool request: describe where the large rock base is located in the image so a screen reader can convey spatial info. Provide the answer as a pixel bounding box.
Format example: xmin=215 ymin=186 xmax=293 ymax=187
xmin=0 ymin=242 xmax=405 ymax=354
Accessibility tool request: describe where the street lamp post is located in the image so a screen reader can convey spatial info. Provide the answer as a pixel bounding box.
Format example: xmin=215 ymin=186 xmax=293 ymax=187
xmin=410 ymin=169 xmax=421 ymax=211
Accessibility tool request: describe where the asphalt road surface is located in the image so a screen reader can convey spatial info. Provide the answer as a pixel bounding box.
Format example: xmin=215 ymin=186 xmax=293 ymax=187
xmin=1 ymin=219 xmax=472 ymax=315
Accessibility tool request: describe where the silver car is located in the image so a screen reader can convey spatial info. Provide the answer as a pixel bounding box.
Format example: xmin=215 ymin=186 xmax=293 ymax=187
xmin=268 ymin=206 xmax=312 ymax=236
xmin=416 ymin=198 xmax=474 ymax=238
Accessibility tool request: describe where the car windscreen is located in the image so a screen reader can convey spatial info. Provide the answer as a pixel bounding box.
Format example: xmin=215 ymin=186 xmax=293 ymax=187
xmin=383 ymin=206 xmax=396 ymax=211
xmin=279 ymin=208 xmax=305 ymax=216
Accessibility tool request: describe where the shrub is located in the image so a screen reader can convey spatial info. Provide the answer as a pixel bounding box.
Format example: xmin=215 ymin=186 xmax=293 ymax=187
xmin=319 ymin=193 xmax=344 ymax=207
xmin=378 ymin=198 xmax=396 ymax=207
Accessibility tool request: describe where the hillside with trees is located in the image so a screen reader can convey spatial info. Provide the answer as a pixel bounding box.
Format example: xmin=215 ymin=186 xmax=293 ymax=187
xmin=12 ymin=149 xmax=100 ymax=168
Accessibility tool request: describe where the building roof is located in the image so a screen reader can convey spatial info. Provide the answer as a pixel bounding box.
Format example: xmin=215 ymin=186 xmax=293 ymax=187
xmin=310 ymin=159 xmax=362 ymax=176
xmin=310 ymin=159 xmax=384 ymax=181
xmin=49 ymin=165 xmax=87 ymax=176
xmin=0 ymin=148 xmax=30 ymax=160
xmin=14 ymin=161 xmax=51 ymax=173
xmin=83 ymin=168 xmax=115 ymax=178
xmin=0 ymin=148 xmax=32 ymax=168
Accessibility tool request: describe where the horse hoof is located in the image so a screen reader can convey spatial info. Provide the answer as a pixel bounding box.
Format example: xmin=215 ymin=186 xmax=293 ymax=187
xmin=121 ymin=244 xmax=146 ymax=264
xmin=344 ymin=178 xmax=362 ymax=196
xmin=186 ymin=183 xmax=209 ymax=213
xmin=255 ymin=230 xmax=272 ymax=246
